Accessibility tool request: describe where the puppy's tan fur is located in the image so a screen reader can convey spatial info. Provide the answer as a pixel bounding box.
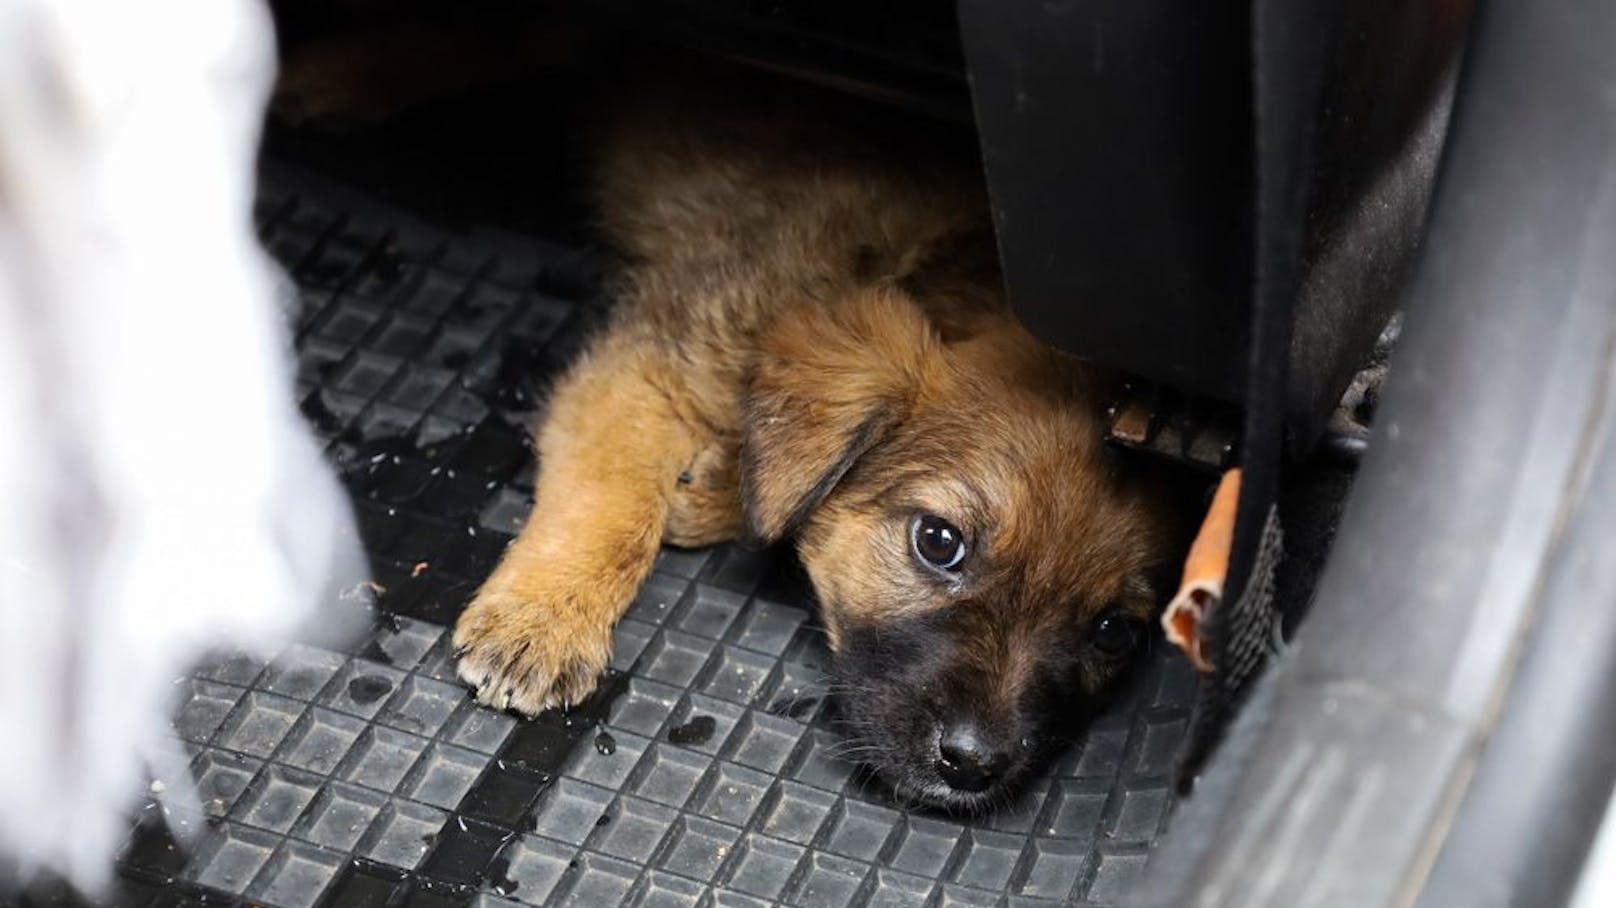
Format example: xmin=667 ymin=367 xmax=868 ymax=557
xmin=449 ymin=86 xmax=1175 ymax=726
xmin=270 ymin=20 xmax=1180 ymax=799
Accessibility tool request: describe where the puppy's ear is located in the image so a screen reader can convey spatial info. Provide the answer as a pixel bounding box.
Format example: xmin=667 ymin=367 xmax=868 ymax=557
xmin=741 ymin=289 xmax=940 ymax=544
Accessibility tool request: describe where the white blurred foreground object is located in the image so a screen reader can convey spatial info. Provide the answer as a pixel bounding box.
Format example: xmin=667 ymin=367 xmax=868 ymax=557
xmin=0 ymin=0 xmax=362 ymax=893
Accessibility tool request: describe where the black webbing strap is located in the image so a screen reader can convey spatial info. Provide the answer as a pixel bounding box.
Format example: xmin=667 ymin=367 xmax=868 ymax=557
xmin=1173 ymin=0 xmax=1344 ymax=789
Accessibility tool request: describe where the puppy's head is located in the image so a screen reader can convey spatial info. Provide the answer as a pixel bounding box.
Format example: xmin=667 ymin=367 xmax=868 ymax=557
xmin=742 ymin=288 xmax=1176 ymax=811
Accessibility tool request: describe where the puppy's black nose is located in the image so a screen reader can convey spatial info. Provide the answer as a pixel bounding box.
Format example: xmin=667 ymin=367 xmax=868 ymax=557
xmin=936 ymin=723 xmax=1012 ymax=793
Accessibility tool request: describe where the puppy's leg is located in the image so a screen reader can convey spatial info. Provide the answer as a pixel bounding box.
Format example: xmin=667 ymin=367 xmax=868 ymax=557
xmin=664 ymin=441 xmax=744 ymax=548
xmin=453 ymin=338 xmax=695 ymax=714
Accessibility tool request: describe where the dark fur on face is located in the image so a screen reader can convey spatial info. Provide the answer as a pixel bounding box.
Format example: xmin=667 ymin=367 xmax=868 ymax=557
xmin=743 ymin=292 xmax=1176 ymax=810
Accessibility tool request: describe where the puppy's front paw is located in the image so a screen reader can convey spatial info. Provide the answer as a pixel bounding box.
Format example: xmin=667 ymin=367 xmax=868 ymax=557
xmin=452 ymin=586 xmax=613 ymax=716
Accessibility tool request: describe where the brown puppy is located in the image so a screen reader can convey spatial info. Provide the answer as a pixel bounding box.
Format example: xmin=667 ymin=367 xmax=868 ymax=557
xmin=446 ymin=81 xmax=1181 ymax=809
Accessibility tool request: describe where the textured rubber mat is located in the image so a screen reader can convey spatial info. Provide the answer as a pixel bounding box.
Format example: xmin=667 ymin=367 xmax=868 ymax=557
xmin=57 ymin=161 xmax=1195 ymax=908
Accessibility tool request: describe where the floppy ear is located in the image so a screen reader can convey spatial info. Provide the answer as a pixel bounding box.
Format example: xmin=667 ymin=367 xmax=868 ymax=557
xmin=740 ymin=288 xmax=941 ymax=544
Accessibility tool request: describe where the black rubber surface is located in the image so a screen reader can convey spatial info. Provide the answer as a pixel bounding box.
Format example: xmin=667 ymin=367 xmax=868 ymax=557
xmin=14 ymin=160 xmax=1201 ymax=908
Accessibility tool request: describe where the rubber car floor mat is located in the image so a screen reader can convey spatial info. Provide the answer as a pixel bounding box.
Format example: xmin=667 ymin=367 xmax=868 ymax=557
xmin=35 ymin=160 xmax=1197 ymax=908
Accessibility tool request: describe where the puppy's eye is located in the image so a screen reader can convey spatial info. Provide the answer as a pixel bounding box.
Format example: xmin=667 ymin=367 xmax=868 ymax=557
xmin=1090 ymin=611 xmax=1146 ymax=656
xmin=910 ymin=514 xmax=967 ymax=571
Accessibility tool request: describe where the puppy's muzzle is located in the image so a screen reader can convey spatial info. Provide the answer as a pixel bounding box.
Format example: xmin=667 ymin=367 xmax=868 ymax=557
xmin=935 ymin=720 xmax=1023 ymax=793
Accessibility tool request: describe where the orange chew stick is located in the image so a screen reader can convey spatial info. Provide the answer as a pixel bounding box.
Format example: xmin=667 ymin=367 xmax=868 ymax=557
xmin=1162 ymin=468 xmax=1241 ymax=674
